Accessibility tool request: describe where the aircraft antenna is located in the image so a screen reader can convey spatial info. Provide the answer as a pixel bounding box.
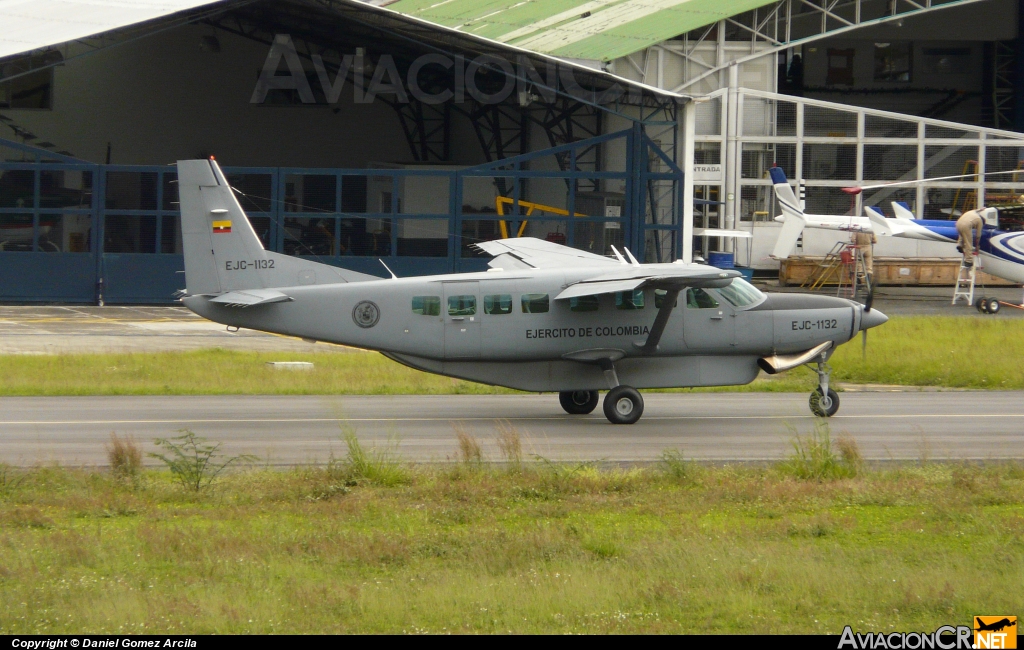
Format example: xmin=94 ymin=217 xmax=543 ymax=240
xmin=378 ymin=259 xmax=398 ymax=279
xmin=623 ymin=247 xmax=642 ymax=267
xmin=609 ymin=245 xmax=627 ymax=264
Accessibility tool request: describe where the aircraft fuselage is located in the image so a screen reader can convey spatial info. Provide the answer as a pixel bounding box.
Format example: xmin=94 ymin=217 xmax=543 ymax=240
xmin=184 ymin=266 xmax=874 ymax=392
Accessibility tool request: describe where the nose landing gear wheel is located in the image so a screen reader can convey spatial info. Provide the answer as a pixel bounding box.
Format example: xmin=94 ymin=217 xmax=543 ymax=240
xmin=809 ymin=387 xmax=840 ymax=417
xmin=559 ymin=390 xmax=600 ymax=415
xmin=987 ymin=297 xmax=1001 ymax=314
xmin=603 ymin=386 xmax=644 ymax=424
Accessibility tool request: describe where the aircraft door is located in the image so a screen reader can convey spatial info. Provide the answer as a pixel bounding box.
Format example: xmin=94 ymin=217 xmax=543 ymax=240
xmin=443 ymin=281 xmax=481 ymax=359
xmin=682 ymin=287 xmax=736 ymax=351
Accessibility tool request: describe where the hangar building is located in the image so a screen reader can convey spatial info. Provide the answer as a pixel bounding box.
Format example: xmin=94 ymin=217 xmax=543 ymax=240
xmin=2 ymin=0 xmax=1023 ymax=302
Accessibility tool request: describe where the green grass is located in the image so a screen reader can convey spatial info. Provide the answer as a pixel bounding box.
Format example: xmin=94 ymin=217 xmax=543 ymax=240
xmin=0 ymin=316 xmax=1020 ymax=395
xmin=0 ymin=454 xmax=1022 ymax=634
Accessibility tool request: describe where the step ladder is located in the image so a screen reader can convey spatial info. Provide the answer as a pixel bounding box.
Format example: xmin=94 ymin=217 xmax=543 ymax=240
xmin=952 ymin=257 xmax=976 ymax=305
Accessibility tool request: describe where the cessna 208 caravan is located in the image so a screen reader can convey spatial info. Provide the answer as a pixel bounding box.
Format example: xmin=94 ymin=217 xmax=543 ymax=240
xmin=176 ymin=159 xmax=886 ymax=424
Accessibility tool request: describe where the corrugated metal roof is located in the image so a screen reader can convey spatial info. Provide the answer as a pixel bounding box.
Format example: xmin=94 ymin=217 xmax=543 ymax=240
xmin=380 ymin=0 xmax=777 ymax=61
xmin=0 ymin=0 xmax=226 ymax=59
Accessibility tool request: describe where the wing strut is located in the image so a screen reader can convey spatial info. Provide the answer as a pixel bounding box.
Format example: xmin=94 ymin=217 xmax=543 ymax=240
xmin=638 ymin=287 xmax=682 ymax=354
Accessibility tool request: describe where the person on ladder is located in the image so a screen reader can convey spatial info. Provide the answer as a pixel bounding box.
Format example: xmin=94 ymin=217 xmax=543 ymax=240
xmin=956 ymin=208 xmax=985 ymax=267
xmin=853 ymin=230 xmax=876 ymax=286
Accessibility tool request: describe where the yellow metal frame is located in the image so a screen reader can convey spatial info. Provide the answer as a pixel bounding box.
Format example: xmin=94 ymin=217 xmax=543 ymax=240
xmin=494 ymin=196 xmax=586 ymax=238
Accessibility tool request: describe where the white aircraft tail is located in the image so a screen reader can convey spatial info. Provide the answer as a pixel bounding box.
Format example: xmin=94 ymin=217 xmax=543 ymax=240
xmin=891 ymin=202 xmax=915 ymax=220
xmin=177 ymin=159 xmax=378 ymax=296
xmin=769 ymin=167 xmax=806 ymax=259
xmin=864 ymin=205 xmax=901 ymax=236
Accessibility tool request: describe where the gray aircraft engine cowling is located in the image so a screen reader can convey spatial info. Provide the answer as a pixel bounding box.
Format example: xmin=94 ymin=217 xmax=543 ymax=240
xmin=748 ymin=293 xmax=860 ymax=355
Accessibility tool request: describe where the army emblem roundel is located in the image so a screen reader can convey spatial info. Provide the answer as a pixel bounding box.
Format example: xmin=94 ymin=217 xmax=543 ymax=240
xmin=352 ymin=301 xmax=380 ymax=328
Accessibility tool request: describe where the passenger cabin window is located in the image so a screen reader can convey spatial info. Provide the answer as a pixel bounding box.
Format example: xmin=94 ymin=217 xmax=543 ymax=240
xmin=448 ymin=295 xmax=476 ymax=316
xmin=484 ymin=294 xmax=512 ymax=315
xmin=570 ymin=296 xmax=599 ymax=312
xmin=716 ymin=279 xmax=764 ymax=307
xmin=521 ymin=294 xmax=549 ymax=313
xmin=686 ymin=288 xmax=719 ymax=309
xmin=615 ymin=290 xmax=644 ymax=310
xmin=411 ymin=296 xmax=440 ymax=316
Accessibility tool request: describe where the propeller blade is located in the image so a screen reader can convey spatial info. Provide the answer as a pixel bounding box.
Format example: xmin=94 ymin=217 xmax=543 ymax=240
xmin=862 ymin=329 xmax=867 ymax=359
xmin=864 ymin=276 xmax=875 ymax=313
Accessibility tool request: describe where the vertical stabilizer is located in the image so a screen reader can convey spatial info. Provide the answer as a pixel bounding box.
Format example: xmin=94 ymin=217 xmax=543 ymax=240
xmin=769 ymin=167 xmax=806 ymax=259
xmin=891 ymin=202 xmax=916 ymax=220
xmin=177 ymin=159 xmax=379 ymax=296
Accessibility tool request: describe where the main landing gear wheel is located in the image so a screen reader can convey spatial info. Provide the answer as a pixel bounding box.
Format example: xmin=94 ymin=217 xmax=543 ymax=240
xmin=809 ymin=387 xmax=840 ymax=418
xmin=603 ymin=386 xmax=644 ymax=425
xmin=559 ymin=390 xmax=599 ymax=415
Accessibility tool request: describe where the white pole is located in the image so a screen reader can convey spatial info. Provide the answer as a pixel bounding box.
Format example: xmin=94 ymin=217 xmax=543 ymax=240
xmin=725 ymin=63 xmax=740 ymax=256
xmin=682 ymin=100 xmax=697 ymax=264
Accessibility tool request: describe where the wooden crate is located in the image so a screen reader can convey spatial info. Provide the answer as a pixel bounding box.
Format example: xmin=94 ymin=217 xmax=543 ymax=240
xmin=779 ymin=257 xmax=1017 ymax=287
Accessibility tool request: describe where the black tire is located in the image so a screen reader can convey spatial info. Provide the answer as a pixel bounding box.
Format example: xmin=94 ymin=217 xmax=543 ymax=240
xmin=559 ymin=390 xmax=599 ymax=415
xmin=809 ymin=387 xmax=840 ymax=417
xmin=987 ymin=298 xmax=1001 ymax=314
xmin=602 ymin=386 xmax=644 ymax=425
xmin=975 ymin=297 xmax=988 ymax=313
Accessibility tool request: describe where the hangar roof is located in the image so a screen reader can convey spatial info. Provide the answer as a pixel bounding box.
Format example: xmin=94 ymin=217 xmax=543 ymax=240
xmin=0 ymin=0 xmax=227 ymax=59
xmin=376 ymin=0 xmax=777 ymax=61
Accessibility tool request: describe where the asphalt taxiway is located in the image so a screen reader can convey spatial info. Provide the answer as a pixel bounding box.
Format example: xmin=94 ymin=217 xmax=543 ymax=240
xmin=1 ymin=392 xmax=1020 ymax=466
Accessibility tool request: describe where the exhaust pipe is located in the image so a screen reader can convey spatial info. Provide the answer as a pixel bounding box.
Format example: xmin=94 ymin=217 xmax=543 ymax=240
xmin=757 ymin=341 xmax=833 ymax=375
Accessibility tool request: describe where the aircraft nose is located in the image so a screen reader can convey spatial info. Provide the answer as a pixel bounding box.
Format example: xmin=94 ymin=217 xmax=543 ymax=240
xmin=861 ymin=307 xmax=888 ymax=330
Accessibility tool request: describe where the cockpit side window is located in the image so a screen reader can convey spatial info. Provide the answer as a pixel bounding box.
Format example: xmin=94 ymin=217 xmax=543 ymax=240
xmin=715 ymin=278 xmax=765 ymax=307
xmin=685 ymin=288 xmax=719 ymax=309
xmin=521 ymin=294 xmax=550 ymax=313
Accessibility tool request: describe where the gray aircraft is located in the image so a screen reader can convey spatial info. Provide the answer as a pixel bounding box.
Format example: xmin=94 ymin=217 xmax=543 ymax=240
xmin=177 ymin=159 xmax=887 ymax=424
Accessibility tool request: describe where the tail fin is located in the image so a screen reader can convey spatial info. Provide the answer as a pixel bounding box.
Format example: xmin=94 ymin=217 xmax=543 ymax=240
xmin=891 ymin=202 xmax=915 ymax=220
xmin=865 ymin=206 xmax=899 ymax=235
xmin=177 ymin=159 xmax=378 ymax=295
xmin=769 ymin=167 xmax=806 ymax=259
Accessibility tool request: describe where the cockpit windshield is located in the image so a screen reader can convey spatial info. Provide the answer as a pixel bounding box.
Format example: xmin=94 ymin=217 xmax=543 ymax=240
xmin=715 ymin=278 xmax=765 ymax=307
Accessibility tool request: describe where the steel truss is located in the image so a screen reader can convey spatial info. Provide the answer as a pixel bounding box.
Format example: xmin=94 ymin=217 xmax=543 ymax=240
xmin=615 ymin=0 xmax=992 ymax=93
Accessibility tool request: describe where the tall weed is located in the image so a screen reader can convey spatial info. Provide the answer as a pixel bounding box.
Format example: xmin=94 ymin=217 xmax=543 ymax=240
xmin=778 ymin=421 xmax=860 ymax=480
xmin=495 ymin=419 xmax=522 ymax=471
xmin=452 ymin=422 xmax=483 ymax=467
xmin=337 ymin=429 xmax=409 ymax=487
xmin=107 ymin=433 xmax=143 ymax=485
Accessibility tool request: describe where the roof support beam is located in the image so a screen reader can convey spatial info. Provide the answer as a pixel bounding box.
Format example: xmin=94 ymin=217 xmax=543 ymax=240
xmin=673 ymin=0 xmax=992 ymax=93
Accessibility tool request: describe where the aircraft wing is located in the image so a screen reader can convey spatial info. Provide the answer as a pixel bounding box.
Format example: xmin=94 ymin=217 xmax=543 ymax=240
xmin=473 ymin=237 xmax=619 ymax=269
xmin=207 ymin=288 xmax=294 ymax=307
xmin=555 ymin=267 xmax=739 ymax=300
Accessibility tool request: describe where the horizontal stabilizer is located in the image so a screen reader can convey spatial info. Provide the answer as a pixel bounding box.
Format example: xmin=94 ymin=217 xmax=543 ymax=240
xmin=208 ymin=288 xmax=294 ymax=307
xmin=694 ymin=228 xmax=752 ymax=239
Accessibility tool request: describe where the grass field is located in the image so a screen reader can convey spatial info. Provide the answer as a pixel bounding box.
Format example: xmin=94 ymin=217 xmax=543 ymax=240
xmin=0 ymin=316 xmax=1021 ymax=396
xmin=0 ymin=435 xmax=1021 ymax=634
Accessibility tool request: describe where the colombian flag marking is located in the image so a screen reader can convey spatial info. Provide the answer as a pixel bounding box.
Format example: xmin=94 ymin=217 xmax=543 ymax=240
xmin=212 ymin=220 xmax=232 ymax=234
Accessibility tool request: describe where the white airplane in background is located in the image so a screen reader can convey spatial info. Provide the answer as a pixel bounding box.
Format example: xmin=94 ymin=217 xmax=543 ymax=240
xmin=768 ymin=167 xmax=877 ymax=259
xmin=769 ymin=166 xmax=1024 ymax=311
